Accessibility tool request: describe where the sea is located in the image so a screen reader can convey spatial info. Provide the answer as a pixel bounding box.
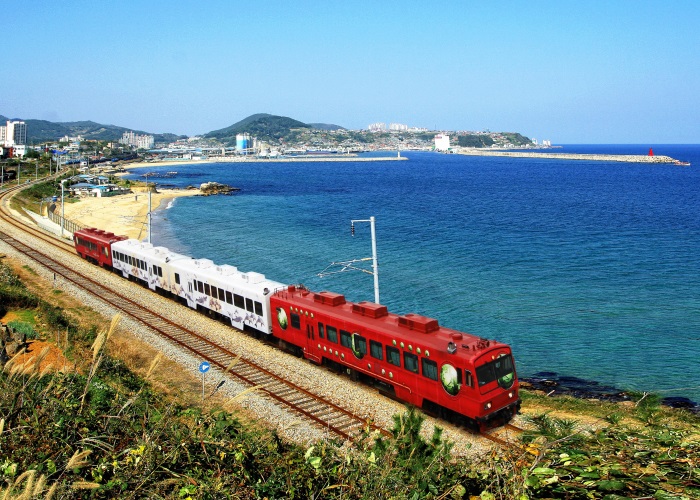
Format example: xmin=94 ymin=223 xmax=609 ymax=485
xmin=124 ymin=145 xmax=700 ymax=404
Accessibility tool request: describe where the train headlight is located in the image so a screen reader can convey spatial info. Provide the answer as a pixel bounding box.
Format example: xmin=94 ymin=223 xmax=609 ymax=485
xmin=484 ymin=402 xmax=492 ymax=410
xmin=509 ymin=392 xmax=513 ymax=398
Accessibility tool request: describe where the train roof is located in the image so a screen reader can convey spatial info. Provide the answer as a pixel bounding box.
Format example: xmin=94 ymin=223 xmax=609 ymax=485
xmin=276 ymin=285 xmax=508 ymax=358
xmin=111 ymin=239 xmax=192 ymax=264
xmin=174 ymin=257 xmax=286 ymax=291
xmin=74 ymin=227 xmax=128 ymax=245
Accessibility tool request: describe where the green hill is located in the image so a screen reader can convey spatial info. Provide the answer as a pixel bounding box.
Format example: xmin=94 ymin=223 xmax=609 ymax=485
xmin=0 ymin=114 xmax=183 ymax=144
xmin=204 ymin=114 xmax=312 ymax=145
xmin=308 ymin=123 xmax=345 ymax=131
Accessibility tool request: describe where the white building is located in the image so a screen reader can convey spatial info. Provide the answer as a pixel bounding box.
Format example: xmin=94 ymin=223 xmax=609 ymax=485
xmin=120 ymin=130 xmax=154 ymax=149
xmin=1 ymin=120 xmax=27 ymax=157
xmin=368 ymin=122 xmax=386 ymax=132
xmin=434 ymin=134 xmax=450 ymax=151
xmin=389 ymin=123 xmax=408 ymax=131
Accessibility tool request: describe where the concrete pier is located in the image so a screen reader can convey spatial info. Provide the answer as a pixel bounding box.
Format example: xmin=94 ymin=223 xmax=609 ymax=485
xmin=455 ymin=149 xmax=686 ymax=164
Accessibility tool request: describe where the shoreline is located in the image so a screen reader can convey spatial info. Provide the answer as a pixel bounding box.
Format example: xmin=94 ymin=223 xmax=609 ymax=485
xmin=60 ymin=186 xmax=200 ymax=240
xmin=121 ymin=155 xmax=407 ymax=169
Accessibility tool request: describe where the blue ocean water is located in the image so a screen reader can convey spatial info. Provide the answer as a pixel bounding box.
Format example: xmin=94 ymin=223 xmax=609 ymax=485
xmin=129 ymin=145 xmax=700 ymax=402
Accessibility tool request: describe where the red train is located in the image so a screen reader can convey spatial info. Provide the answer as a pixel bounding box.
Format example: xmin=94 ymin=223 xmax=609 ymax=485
xmin=74 ymin=227 xmax=520 ymax=428
xmin=272 ymin=286 xmax=519 ymax=427
xmin=73 ymin=228 xmax=127 ymax=267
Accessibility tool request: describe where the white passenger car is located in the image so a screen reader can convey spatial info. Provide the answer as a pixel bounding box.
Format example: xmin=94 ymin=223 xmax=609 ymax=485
xmin=111 ymin=239 xmax=153 ymax=285
xmin=168 ymin=257 xmax=287 ymax=335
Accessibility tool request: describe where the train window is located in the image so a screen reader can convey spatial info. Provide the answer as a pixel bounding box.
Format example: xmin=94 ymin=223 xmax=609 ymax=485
xmin=386 ymin=346 xmax=401 ymax=367
xmin=370 ymin=340 xmax=383 ymax=360
xmin=327 ymin=326 xmax=338 ymax=343
xmin=218 ymin=288 xmax=225 ymax=300
xmin=197 ymin=281 xmax=204 ymax=293
xmin=226 ymin=291 xmax=232 ymax=304
xmin=318 ymin=323 xmax=325 ymax=339
xmin=352 ymin=334 xmax=367 ymax=359
xmin=340 ymin=330 xmax=352 ymax=348
xmin=103 ymin=247 xmax=108 ymax=257
xmin=175 ymin=273 xmax=180 ymax=285
xmin=290 ymin=313 xmax=300 ymax=329
xmin=234 ymin=294 xmax=244 ymax=308
xmin=404 ymin=352 xmax=418 ymax=374
xmin=254 ymin=301 xmax=263 ymax=316
xmin=476 ymin=355 xmax=515 ymax=389
xmin=204 ymin=284 xmax=211 ymax=296
xmin=464 ymin=370 xmax=473 ymax=388
xmin=421 ymin=358 xmax=438 ymax=381
xmin=245 ymin=298 xmax=254 ymax=312
xmin=158 ymin=266 xmax=163 ymax=277
xmin=188 ymin=282 xmax=193 ymax=292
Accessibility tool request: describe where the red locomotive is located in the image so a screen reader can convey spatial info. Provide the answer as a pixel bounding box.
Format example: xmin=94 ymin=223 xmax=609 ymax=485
xmin=271 ymin=285 xmax=519 ymax=428
xmin=73 ymin=228 xmax=127 ymax=268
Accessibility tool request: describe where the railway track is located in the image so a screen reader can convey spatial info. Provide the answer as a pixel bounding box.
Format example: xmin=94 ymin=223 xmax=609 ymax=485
xmin=0 ymin=181 xmax=389 ymax=441
xmin=480 ymin=423 xmax=524 ymax=449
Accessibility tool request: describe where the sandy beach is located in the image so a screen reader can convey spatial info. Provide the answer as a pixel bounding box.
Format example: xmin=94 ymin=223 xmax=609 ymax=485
xmin=60 ymin=186 xmax=200 ymax=240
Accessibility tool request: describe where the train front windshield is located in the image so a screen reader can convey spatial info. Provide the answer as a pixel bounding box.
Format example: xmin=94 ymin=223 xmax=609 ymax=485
xmin=476 ymin=355 xmax=515 ymax=390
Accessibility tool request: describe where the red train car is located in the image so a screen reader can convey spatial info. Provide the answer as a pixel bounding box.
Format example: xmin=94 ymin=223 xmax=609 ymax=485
xmin=271 ymin=285 xmax=520 ymax=427
xmin=73 ymin=228 xmax=127 ymax=268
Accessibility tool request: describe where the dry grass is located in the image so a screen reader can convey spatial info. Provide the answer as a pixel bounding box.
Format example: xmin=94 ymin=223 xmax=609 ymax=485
xmin=3 ymin=255 xmax=265 ymax=425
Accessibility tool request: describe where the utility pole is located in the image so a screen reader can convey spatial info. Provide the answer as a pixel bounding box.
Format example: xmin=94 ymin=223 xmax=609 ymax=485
xmin=60 ymin=180 xmax=66 ymax=237
xmin=318 ymin=216 xmax=380 ymax=304
xmin=146 ymin=172 xmax=152 ymax=244
xmin=352 ymin=216 xmax=380 ymax=304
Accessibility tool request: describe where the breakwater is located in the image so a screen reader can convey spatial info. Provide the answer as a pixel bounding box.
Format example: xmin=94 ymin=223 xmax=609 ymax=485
xmin=208 ymin=155 xmax=408 ymax=163
xmin=456 ymin=149 xmax=686 ymax=164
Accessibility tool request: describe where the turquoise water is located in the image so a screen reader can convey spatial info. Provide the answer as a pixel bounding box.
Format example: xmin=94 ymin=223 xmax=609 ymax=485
xmin=132 ymin=145 xmax=700 ymax=402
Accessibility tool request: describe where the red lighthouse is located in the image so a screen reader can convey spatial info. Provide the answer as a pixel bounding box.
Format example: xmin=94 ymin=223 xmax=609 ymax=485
xmin=648 ymin=148 xmax=654 ymax=156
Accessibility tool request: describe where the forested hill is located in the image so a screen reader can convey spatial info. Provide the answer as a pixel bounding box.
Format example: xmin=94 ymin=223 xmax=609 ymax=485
xmin=0 ymin=114 xmax=184 ymax=144
xmin=204 ymin=114 xmax=311 ymax=144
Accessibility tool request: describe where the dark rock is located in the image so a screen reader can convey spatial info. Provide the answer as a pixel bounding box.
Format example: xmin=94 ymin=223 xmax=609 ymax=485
xmin=199 ymin=182 xmax=241 ymax=196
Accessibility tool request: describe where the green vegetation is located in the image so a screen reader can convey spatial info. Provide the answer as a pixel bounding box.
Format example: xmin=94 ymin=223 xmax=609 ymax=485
xmin=5 ymin=116 xmax=185 ymax=144
xmin=1 ymin=259 xmax=698 ymax=499
xmin=501 ymin=132 xmax=532 ymax=146
xmin=205 ymin=114 xmax=311 ymax=145
xmin=457 ymin=134 xmax=495 ymax=148
xmin=6 ymin=320 xmax=38 ymax=340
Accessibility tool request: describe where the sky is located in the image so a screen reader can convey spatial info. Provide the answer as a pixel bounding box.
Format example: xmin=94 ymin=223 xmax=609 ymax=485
xmin=2 ymin=0 xmax=699 ymax=143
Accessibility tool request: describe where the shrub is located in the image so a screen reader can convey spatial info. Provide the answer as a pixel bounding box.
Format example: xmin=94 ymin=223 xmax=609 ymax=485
xmin=6 ymin=321 xmax=38 ymax=340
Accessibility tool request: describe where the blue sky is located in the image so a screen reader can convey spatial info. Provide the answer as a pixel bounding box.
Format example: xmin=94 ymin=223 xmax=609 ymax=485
xmin=2 ymin=0 xmax=698 ymax=143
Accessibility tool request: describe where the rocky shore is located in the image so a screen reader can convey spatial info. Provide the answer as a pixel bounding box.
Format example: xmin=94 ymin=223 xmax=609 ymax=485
xmin=522 ymin=372 xmax=700 ymax=413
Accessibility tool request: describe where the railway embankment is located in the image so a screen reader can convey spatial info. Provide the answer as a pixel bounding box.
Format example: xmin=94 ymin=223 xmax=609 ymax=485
xmin=456 ymin=149 xmax=686 ymax=164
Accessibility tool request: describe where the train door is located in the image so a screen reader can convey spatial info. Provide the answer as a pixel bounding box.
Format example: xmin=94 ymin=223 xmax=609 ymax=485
xmin=304 ymin=322 xmax=322 ymax=364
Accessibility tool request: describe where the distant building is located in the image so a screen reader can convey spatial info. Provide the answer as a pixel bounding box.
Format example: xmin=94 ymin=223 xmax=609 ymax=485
xmin=389 ymin=123 xmax=408 ymax=131
xmin=0 ymin=120 xmax=27 ymax=157
xmin=368 ymin=122 xmax=386 ymax=132
xmin=235 ymin=133 xmax=252 ymax=152
xmin=120 ymin=130 xmax=154 ymax=149
xmin=434 ymin=134 xmax=450 ymax=151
